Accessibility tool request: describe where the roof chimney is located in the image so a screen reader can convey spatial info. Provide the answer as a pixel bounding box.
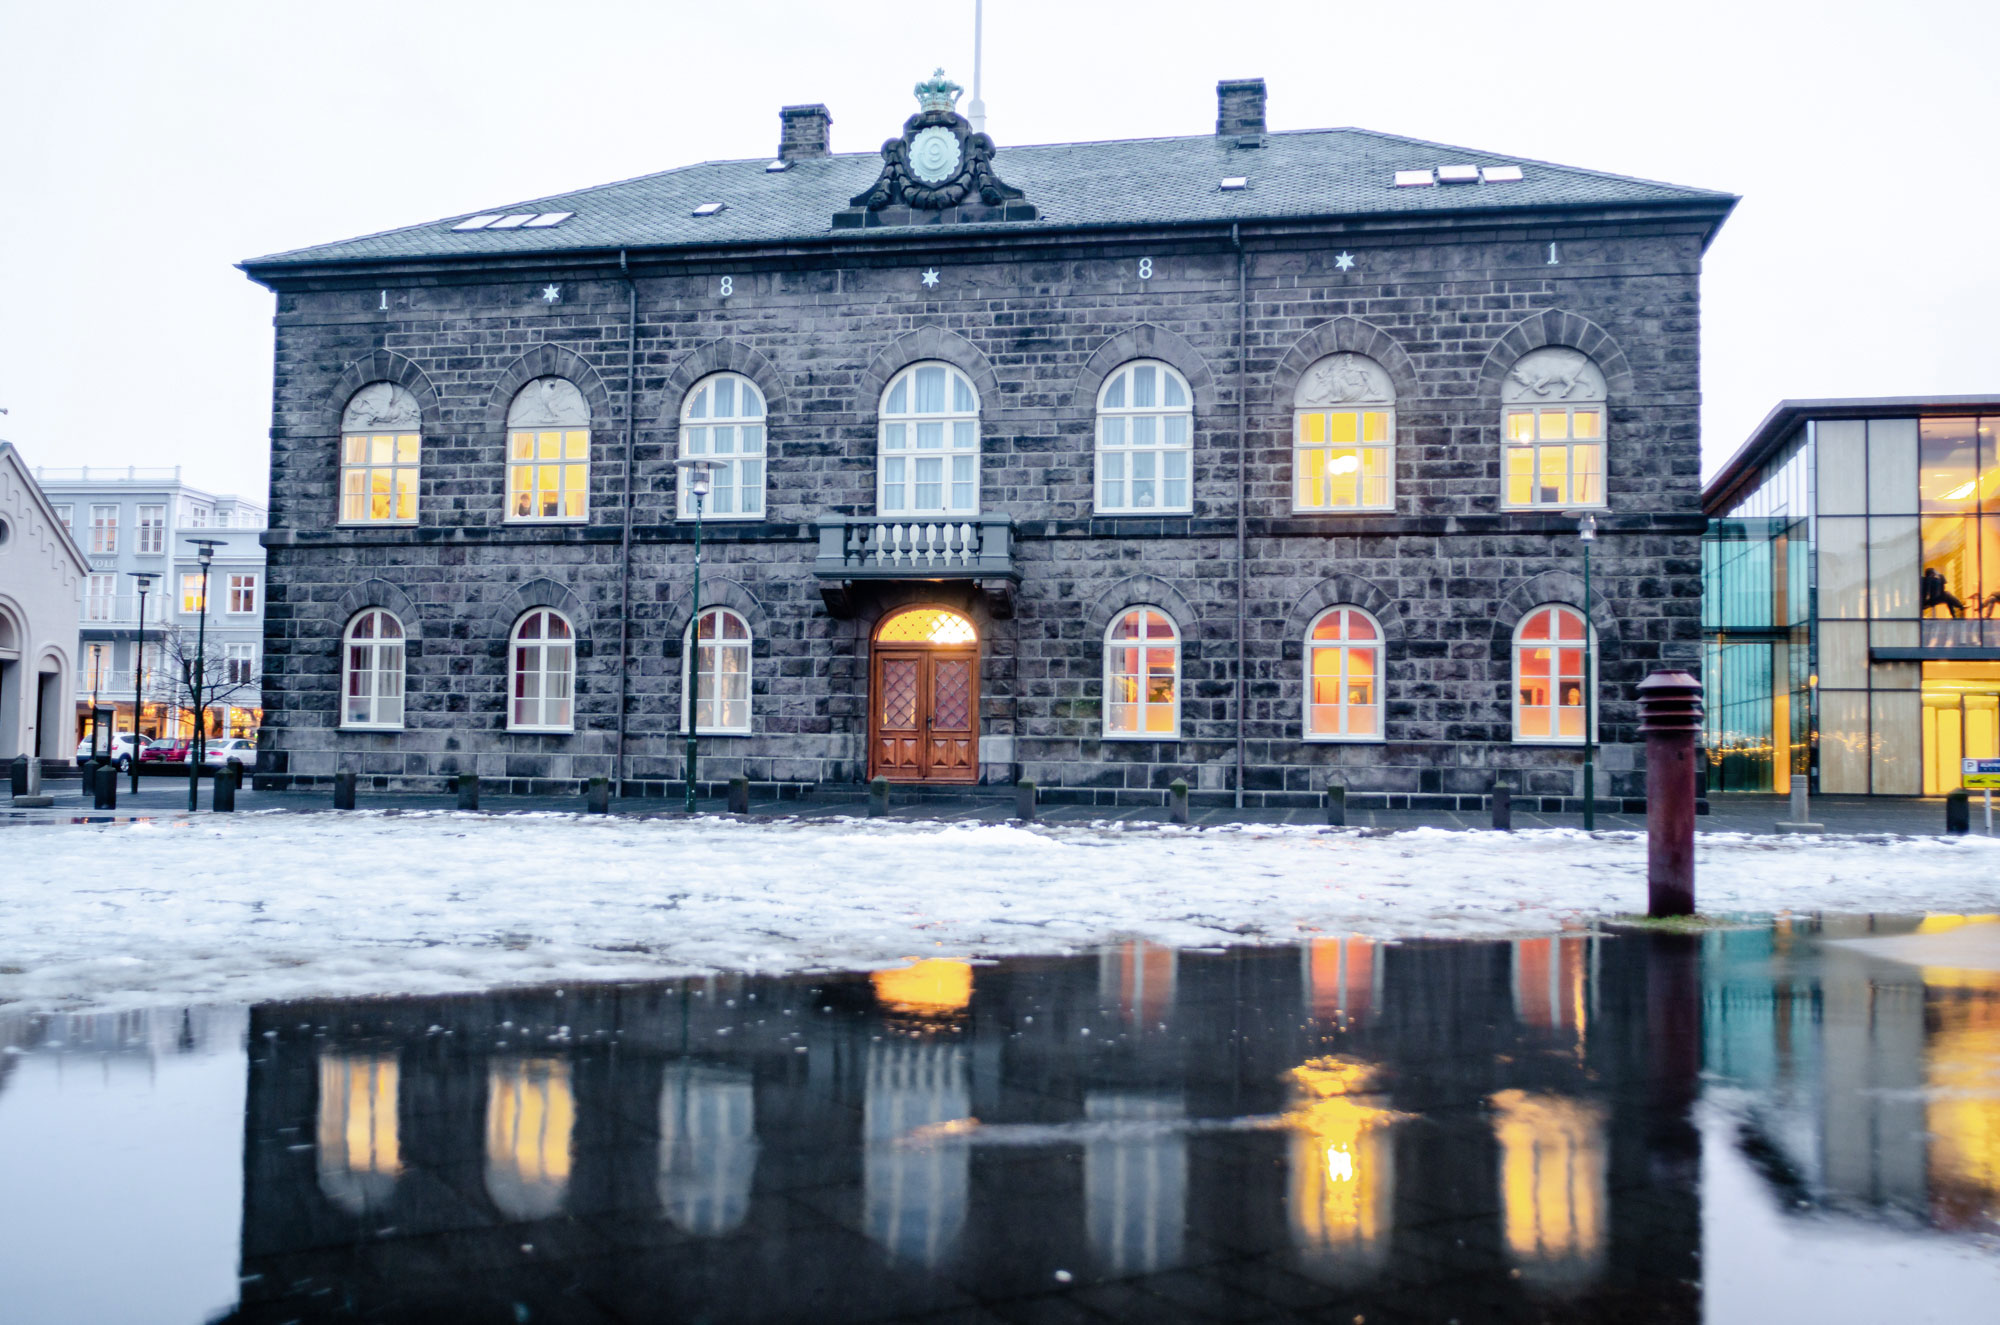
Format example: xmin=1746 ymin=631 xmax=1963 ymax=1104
xmin=779 ymin=104 xmax=832 ymax=161
xmin=1216 ymin=78 xmax=1266 ymax=145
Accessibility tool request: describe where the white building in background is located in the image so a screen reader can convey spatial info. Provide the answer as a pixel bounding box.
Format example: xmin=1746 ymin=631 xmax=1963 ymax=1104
xmin=31 ymin=466 xmax=266 ymax=744
xmin=0 ymin=443 xmax=87 ymax=769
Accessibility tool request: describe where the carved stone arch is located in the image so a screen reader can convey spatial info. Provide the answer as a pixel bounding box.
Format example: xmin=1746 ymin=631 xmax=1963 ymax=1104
xmin=660 ymin=576 xmax=771 ymax=650
xmin=493 ymin=577 xmax=594 ymax=653
xmin=1271 ymin=318 xmax=1419 ymax=406
xmin=1084 ymin=574 xmax=1200 ymax=640
xmin=37 ymin=643 xmax=70 ymax=680
xmin=1072 ymin=324 xmax=1218 ymax=413
xmin=1491 ymin=570 xmax=1622 ymax=660
xmin=1279 ymin=574 xmax=1403 ymax=662
xmin=654 ymin=340 xmax=789 ymax=428
xmin=336 ymin=579 xmax=422 ymax=643
xmin=326 ymin=351 xmax=442 ymax=435
xmin=485 ymin=343 xmax=616 ymax=430
xmin=1478 ymin=310 xmax=1634 ymax=402
xmin=857 ymin=327 xmax=1001 ymax=413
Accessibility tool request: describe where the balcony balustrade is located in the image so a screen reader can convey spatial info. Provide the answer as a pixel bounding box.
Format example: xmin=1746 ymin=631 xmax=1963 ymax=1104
xmin=812 ymin=516 xmax=1018 ymax=617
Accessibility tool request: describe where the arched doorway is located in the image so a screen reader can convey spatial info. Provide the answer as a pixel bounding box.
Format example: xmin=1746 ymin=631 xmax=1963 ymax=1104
xmin=870 ymin=607 xmax=979 ymax=783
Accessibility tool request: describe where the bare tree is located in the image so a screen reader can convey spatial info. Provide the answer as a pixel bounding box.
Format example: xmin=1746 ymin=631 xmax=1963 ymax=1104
xmin=148 ymin=625 xmax=257 ymax=760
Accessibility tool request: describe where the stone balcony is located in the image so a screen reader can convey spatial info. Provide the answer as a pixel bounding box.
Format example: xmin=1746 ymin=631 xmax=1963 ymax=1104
xmin=812 ymin=516 xmax=1019 ymax=617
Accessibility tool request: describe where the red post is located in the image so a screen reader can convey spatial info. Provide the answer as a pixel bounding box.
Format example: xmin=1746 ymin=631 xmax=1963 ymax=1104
xmin=1637 ymin=670 xmax=1703 ymax=918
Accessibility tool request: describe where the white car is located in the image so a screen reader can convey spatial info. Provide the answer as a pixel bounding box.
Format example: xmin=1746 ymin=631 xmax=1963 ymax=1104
xmin=75 ymin=732 xmax=150 ymax=770
xmin=200 ymin=738 xmax=257 ymax=769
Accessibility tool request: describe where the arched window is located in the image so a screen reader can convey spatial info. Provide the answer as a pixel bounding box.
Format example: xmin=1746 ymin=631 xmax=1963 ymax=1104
xmin=506 ymin=377 xmax=591 ymax=522
xmin=509 ymin=608 xmax=575 ymax=732
xmin=341 ymin=609 xmax=406 ymax=729
xmin=879 ymin=362 xmax=979 ymax=516
xmin=679 ymin=374 xmax=766 ymax=520
xmin=1513 ymin=605 xmax=1592 ymax=743
xmin=681 ymin=607 xmax=752 ymax=734
xmin=1294 ymin=354 xmax=1395 ymax=512
xmin=1096 ymin=360 xmax=1193 ymax=514
xmin=316 ymin=1053 xmax=401 ymax=1217
xmin=1104 ymin=608 xmax=1180 ymax=739
xmin=1502 ymin=349 xmax=1607 ymax=509
xmin=1305 ymin=607 xmax=1383 ymax=741
xmin=485 ymin=1057 xmax=574 ymax=1222
xmin=340 ymin=383 xmax=421 ymax=524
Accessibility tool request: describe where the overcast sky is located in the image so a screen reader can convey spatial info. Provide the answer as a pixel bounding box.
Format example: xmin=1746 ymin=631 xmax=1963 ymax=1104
xmin=2 ymin=0 xmax=1993 ymax=496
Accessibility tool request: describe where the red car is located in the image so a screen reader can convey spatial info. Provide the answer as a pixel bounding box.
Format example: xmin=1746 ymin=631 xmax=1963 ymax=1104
xmin=141 ymin=741 xmax=193 ymax=763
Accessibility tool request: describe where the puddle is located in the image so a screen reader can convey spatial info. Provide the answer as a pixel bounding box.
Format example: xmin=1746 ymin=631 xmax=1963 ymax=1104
xmin=1 ymin=919 xmax=1996 ymax=1323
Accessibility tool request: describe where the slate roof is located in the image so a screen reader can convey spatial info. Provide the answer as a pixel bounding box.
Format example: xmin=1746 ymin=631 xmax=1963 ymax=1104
xmin=243 ymin=126 xmax=1734 ymax=271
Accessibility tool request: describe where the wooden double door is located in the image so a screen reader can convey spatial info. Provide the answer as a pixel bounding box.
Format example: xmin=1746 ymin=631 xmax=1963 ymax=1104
xmin=869 ymin=646 xmax=979 ymax=782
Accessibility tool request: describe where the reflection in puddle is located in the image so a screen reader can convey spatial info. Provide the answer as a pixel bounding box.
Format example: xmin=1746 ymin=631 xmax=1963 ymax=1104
xmin=4 ymin=921 xmax=2000 ymax=1323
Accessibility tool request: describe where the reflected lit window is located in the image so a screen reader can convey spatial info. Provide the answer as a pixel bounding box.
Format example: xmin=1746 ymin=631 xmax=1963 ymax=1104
xmin=872 ymin=959 xmax=974 ymax=1017
xmin=1512 ymin=935 xmax=1591 ymax=1035
xmin=486 ymin=1057 xmax=574 ymax=1221
xmin=879 ymin=362 xmax=980 ymax=516
xmin=505 ymin=377 xmax=591 ymax=522
xmin=509 ymin=608 xmax=574 ymax=732
xmin=1104 ymin=607 xmax=1180 ymax=739
xmin=317 ymin=1053 xmax=402 ymax=1216
xmin=1306 ymin=607 xmax=1384 ymax=740
xmin=864 ymin=1042 xmax=969 ymax=1266
xmin=678 ymin=373 xmax=766 ymax=519
xmin=1099 ymin=941 xmax=1177 ymax=1027
xmin=658 ymin=1062 xmax=759 ymax=1236
xmin=1085 ymin=1093 xmax=1187 ymax=1275
xmin=340 ymin=382 xmax=422 ymax=524
xmin=1293 ymin=354 xmax=1395 ymax=512
xmin=1287 ymin=1057 xmax=1397 ymax=1275
xmin=1305 ymin=937 xmax=1376 ymax=1027
xmin=681 ymin=606 xmax=752 ymax=734
xmin=1514 ymin=605 xmax=1592 ymax=744
xmin=1097 ymin=360 xmax=1193 ymax=514
xmin=1502 ymin=348 xmax=1607 ymax=509
xmin=1921 ymin=946 xmax=2000 ymax=1230
xmin=1490 ymin=1089 xmax=1606 ymax=1286
xmin=341 ymin=608 xmax=405 ymax=730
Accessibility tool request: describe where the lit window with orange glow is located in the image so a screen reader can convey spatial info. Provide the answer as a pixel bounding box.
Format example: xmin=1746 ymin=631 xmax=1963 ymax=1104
xmin=1512 ymin=935 xmax=1591 ymax=1036
xmin=1286 ymin=1057 xmax=1398 ymax=1273
xmin=504 ymin=377 xmax=591 ymax=522
xmin=485 ymin=1057 xmax=574 ymax=1221
xmin=875 ymin=607 xmax=977 ymax=645
xmin=1293 ymin=353 xmax=1395 ymax=512
xmin=1104 ymin=607 xmax=1179 ymax=739
xmin=1305 ymin=607 xmax=1384 ymax=741
xmin=872 ymin=959 xmax=974 ymax=1016
xmin=1305 ymin=937 xmax=1376 ymax=1027
xmin=316 ymin=1053 xmax=402 ymax=1216
xmin=1514 ymin=605 xmax=1592 ymax=743
xmin=1490 ymin=1089 xmax=1607 ymax=1286
xmin=1501 ymin=348 xmax=1607 ymax=510
xmin=1099 ymin=941 xmax=1177 ymax=1027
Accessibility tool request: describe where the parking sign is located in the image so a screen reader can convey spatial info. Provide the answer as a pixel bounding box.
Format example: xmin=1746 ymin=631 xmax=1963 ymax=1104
xmin=1963 ymin=758 xmax=2000 ymax=791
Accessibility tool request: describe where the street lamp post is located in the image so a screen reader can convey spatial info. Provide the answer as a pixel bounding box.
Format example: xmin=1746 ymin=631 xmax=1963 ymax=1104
xmin=185 ymin=539 xmax=225 ymax=811
xmin=127 ymin=572 xmax=154 ymax=793
xmin=1576 ymin=512 xmax=1598 ymax=830
xmin=673 ymin=457 xmax=717 ymax=814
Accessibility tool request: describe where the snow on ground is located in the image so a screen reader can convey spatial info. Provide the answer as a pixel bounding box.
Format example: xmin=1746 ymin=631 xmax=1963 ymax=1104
xmin=4 ymin=811 xmax=1998 ymax=1012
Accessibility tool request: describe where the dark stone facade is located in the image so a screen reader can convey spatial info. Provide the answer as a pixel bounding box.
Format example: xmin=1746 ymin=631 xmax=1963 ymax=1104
xmin=248 ymin=134 xmax=1723 ymax=808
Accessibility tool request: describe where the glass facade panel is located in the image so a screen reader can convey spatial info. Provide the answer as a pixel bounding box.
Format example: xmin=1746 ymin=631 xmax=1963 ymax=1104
xmin=1815 ymin=420 xmax=1867 ymax=515
xmin=1867 ymin=517 xmax=1920 ymax=619
xmin=1819 ymin=690 xmax=1870 ymax=794
xmin=1871 ymin=691 xmax=1922 ymax=795
xmin=1867 ymin=418 xmax=1919 ymax=514
xmin=1818 ymin=622 xmax=1867 ymax=690
xmin=1817 ymin=517 xmax=1867 ymax=619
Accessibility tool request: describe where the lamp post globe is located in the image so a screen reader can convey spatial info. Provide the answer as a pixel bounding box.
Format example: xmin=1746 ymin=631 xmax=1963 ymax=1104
xmin=673 ymin=458 xmax=719 ymax=814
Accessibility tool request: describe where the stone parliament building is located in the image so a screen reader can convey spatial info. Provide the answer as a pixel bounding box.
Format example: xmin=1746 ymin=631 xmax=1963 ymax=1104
xmin=241 ymin=73 xmax=1734 ymax=808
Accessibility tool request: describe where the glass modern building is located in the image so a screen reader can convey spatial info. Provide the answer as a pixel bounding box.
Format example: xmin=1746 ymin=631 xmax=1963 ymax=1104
xmin=1703 ymin=397 xmax=2000 ymax=795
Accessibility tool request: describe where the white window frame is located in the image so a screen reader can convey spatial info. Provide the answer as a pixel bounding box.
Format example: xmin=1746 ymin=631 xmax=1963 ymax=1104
xmin=678 ymin=374 xmax=767 ymax=521
xmin=89 ymin=504 xmax=118 ymax=554
xmin=1095 ymin=360 xmax=1193 ymax=515
xmin=1292 ymin=355 xmax=1396 ymax=514
xmin=188 ymin=504 xmax=209 ymax=528
xmin=878 ymin=362 xmax=980 ymax=516
xmin=679 ymin=607 xmax=753 ymax=735
xmin=225 ymin=643 xmax=258 ymax=686
xmin=1501 ymin=349 xmax=1608 ymax=511
xmin=1102 ymin=607 xmax=1181 ymax=740
xmin=508 ymin=608 xmax=575 ymax=732
xmin=82 ymin=641 xmax=114 ymax=691
xmin=1303 ymin=606 xmax=1385 ymax=742
xmin=505 ymin=378 xmax=592 ymax=525
xmin=86 ymin=573 xmax=118 ymax=622
xmin=341 ymin=608 xmax=406 ymax=730
xmin=227 ymin=573 xmax=259 ymax=615
xmin=1512 ymin=605 xmax=1595 ymax=745
xmin=53 ymin=504 xmax=73 ymax=533
xmin=341 ymin=430 xmax=421 ymax=525
xmin=180 ymin=573 xmax=206 ymax=616
xmin=136 ymin=504 xmax=165 ymax=555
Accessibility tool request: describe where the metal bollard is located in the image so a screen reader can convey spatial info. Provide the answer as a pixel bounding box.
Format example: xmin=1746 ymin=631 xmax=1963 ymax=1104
xmin=1325 ymin=781 xmax=1347 ymax=828
xmin=867 ymin=776 xmax=889 ymax=818
xmin=457 ymin=772 xmax=479 ymax=811
xmin=728 ymin=776 xmax=750 ymax=814
xmin=1638 ymin=671 xmax=1703 ymax=917
xmin=212 ymin=764 xmax=235 ymax=812
xmin=1016 ymin=779 xmax=1037 ymax=822
xmin=587 ymin=776 xmax=610 ymax=815
xmin=9 ymin=754 xmax=27 ymax=799
xmin=81 ymin=757 xmax=102 ymax=801
xmin=1491 ymin=779 xmax=1513 ymax=832
xmin=1946 ymin=789 xmax=1969 ymax=836
xmin=1169 ymin=778 xmax=1190 ymax=825
xmin=94 ymin=763 xmax=118 ymax=810
xmin=333 ymin=770 xmax=357 ymax=811
xmin=1776 ymin=772 xmax=1824 ymax=834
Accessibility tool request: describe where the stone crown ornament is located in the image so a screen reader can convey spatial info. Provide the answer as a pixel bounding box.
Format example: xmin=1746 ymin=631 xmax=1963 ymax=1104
xmin=835 ymin=69 xmax=1036 ymax=226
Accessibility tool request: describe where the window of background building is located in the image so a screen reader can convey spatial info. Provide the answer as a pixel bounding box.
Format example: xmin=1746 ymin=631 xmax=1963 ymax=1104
xmin=188 ymin=504 xmax=209 ymax=528
xmin=1305 ymin=607 xmax=1383 ymax=740
xmin=228 ymin=573 xmax=258 ymax=615
xmin=1919 ymin=417 xmax=2000 ymax=634
xmin=86 ymin=573 xmax=117 ymax=621
xmin=137 ymin=505 xmax=165 ymax=554
xmin=509 ymin=608 xmax=575 ymax=731
xmin=181 ymin=573 xmax=205 ymax=615
xmin=226 ymin=643 xmax=257 ymax=685
xmin=53 ymin=504 xmax=73 ymax=532
xmin=1514 ymin=605 xmax=1592 ymax=743
xmin=1293 ymin=354 xmax=1395 ymax=512
xmin=89 ymin=504 xmax=118 ymax=554
xmin=681 ymin=607 xmax=752 ymax=734
xmin=678 ymin=374 xmax=766 ymax=520
xmin=1097 ymin=361 xmax=1193 ymax=514
xmin=506 ymin=378 xmax=591 ymax=522
xmin=879 ymin=362 xmax=979 ymax=516
xmin=1501 ymin=349 xmax=1608 ymax=510
xmin=1103 ymin=607 xmax=1179 ymax=739
xmin=81 ymin=641 xmax=113 ymax=691
xmin=342 ymin=609 xmax=405 ymax=729
xmin=340 ymin=382 xmax=423 ymax=525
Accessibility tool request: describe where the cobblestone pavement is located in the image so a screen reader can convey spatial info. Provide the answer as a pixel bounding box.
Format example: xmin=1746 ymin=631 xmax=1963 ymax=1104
xmin=6 ymin=775 xmax=1987 ymax=838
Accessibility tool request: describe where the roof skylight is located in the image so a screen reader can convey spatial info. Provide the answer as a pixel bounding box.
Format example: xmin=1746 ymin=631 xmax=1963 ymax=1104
xmin=485 ymin=214 xmax=538 ymax=229
xmin=450 ymin=211 xmax=571 ymax=232
xmin=1481 ymin=165 xmax=1524 ymax=183
xmin=452 ymin=214 xmax=504 ymax=231
xmin=523 ymin=211 xmax=574 ymax=227
xmin=1219 ymin=176 xmax=1248 ymax=191
xmin=1436 ymin=164 xmax=1480 ymax=185
xmin=1393 ymin=170 xmax=1434 ymax=188
xmin=766 ymin=160 xmax=790 ymax=173
xmin=692 ymin=202 xmax=726 ymax=216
